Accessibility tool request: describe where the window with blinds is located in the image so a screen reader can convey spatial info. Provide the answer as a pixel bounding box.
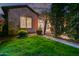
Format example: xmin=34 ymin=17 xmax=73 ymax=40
xmin=26 ymin=17 xmax=32 ymax=28
xmin=20 ymin=16 xmax=32 ymax=28
xmin=20 ymin=16 xmax=27 ymax=28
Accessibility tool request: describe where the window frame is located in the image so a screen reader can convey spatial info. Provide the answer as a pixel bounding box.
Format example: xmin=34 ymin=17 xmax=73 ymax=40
xmin=20 ymin=16 xmax=33 ymax=29
xmin=26 ymin=16 xmax=33 ymax=29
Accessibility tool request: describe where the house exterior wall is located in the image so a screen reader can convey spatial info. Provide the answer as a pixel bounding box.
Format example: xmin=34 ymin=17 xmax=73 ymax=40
xmin=38 ymin=18 xmax=45 ymax=34
xmin=33 ymin=15 xmax=38 ymax=32
xmin=8 ymin=7 xmax=38 ymax=35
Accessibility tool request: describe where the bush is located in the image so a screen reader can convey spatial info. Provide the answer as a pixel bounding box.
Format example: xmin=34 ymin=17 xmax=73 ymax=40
xmin=37 ymin=30 xmax=42 ymax=35
xmin=37 ymin=27 xmax=42 ymax=35
xmin=71 ymin=34 xmax=79 ymax=40
xmin=17 ymin=28 xmax=28 ymax=38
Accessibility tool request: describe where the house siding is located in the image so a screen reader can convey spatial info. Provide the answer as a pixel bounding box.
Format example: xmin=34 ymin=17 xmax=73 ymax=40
xmin=8 ymin=7 xmax=38 ymax=35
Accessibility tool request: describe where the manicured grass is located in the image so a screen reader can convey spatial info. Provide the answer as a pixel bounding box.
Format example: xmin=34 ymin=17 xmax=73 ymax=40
xmin=0 ymin=35 xmax=79 ymax=56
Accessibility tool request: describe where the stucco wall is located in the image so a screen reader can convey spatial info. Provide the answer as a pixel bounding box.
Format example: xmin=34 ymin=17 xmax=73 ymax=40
xmin=8 ymin=7 xmax=38 ymax=35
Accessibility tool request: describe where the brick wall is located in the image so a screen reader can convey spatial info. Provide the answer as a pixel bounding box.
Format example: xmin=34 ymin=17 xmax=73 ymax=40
xmin=33 ymin=15 xmax=38 ymax=32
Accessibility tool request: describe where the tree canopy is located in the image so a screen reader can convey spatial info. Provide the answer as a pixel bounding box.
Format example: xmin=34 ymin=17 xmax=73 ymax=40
xmin=50 ymin=3 xmax=79 ymax=37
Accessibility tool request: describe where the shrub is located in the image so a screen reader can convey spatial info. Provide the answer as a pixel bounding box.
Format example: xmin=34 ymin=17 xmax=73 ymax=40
xmin=71 ymin=34 xmax=79 ymax=41
xmin=17 ymin=28 xmax=28 ymax=38
xmin=37 ymin=27 xmax=42 ymax=35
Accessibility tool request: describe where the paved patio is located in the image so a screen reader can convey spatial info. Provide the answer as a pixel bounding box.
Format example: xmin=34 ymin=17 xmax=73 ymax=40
xmin=44 ymin=35 xmax=79 ymax=49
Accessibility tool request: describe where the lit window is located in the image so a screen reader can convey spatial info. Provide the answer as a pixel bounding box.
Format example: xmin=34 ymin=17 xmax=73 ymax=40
xmin=20 ymin=16 xmax=32 ymax=28
xmin=20 ymin=16 xmax=27 ymax=28
xmin=26 ymin=17 xmax=32 ymax=28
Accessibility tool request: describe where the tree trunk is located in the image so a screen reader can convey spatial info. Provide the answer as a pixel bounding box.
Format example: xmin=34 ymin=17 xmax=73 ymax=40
xmin=44 ymin=20 xmax=47 ymax=35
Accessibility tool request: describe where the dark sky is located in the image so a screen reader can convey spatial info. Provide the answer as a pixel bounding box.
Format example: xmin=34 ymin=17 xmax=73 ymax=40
xmin=0 ymin=3 xmax=51 ymax=14
xmin=0 ymin=3 xmax=51 ymax=9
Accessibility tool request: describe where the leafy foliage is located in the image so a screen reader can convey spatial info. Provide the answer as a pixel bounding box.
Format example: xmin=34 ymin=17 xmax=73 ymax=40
xmin=50 ymin=4 xmax=67 ymax=36
xmin=17 ymin=28 xmax=28 ymax=38
xmin=50 ymin=3 xmax=79 ymax=38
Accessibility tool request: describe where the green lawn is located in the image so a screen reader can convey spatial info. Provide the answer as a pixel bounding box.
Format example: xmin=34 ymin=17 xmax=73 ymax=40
xmin=0 ymin=35 xmax=79 ymax=56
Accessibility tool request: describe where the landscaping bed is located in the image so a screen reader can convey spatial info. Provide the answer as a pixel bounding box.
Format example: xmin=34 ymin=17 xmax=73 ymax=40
xmin=57 ymin=34 xmax=79 ymax=44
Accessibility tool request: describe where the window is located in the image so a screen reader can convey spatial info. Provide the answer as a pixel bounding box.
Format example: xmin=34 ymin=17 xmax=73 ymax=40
xmin=20 ymin=16 xmax=27 ymax=28
xmin=20 ymin=16 xmax=32 ymax=28
xmin=26 ymin=17 xmax=32 ymax=28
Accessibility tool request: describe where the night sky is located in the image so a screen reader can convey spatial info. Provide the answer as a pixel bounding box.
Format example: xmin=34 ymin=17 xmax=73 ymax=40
xmin=0 ymin=3 xmax=51 ymax=14
xmin=0 ymin=3 xmax=51 ymax=9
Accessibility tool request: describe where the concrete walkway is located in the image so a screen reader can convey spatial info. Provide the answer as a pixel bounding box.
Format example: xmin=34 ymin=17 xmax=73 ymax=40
xmin=44 ymin=35 xmax=79 ymax=49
